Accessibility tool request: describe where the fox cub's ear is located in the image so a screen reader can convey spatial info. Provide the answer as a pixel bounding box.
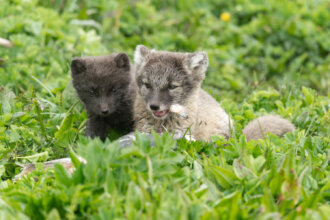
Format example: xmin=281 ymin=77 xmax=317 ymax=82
xmin=184 ymin=52 xmax=208 ymax=80
xmin=134 ymin=45 xmax=150 ymax=65
xmin=115 ymin=52 xmax=130 ymax=70
xmin=71 ymin=58 xmax=86 ymax=76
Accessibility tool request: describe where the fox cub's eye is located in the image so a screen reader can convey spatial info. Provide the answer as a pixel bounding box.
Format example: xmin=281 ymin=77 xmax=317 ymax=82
xmin=144 ymin=83 xmax=151 ymax=89
xmin=112 ymin=87 xmax=118 ymax=93
xmin=168 ymin=85 xmax=178 ymax=90
xmin=89 ymin=89 xmax=97 ymax=96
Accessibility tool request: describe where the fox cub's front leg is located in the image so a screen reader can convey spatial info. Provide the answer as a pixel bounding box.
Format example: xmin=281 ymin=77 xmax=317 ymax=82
xmin=85 ymin=116 xmax=107 ymax=141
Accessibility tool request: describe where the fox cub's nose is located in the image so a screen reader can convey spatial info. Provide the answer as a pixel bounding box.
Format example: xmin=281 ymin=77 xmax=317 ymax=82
xmin=101 ymin=108 xmax=109 ymax=115
xmin=100 ymin=102 xmax=109 ymax=115
xmin=150 ymin=104 xmax=160 ymax=111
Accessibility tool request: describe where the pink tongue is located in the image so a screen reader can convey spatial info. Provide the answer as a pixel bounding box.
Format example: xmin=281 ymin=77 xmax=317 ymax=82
xmin=154 ymin=110 xmax=167 ymax=117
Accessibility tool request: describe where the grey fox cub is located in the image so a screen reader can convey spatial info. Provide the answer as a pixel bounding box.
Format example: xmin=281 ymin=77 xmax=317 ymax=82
xmin=133 ymin=45 xmax=295 ymax=141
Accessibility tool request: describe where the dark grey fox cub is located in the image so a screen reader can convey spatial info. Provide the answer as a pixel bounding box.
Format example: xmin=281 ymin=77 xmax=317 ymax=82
xmin=71 ymin=53 xmax=136 ymax=140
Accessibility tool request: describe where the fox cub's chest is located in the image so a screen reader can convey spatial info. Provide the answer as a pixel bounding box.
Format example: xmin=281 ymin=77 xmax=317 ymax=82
xmin=135 ymin=108 xmax=195 ymax=134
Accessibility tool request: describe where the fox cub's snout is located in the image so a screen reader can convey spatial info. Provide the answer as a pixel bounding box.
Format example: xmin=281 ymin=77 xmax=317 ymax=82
xmin=138 ymin=75 xmax=173 ymax=119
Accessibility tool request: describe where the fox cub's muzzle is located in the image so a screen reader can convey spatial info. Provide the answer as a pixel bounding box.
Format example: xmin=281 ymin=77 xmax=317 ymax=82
xmin=146 ymin=91 xmax=171 ymax=119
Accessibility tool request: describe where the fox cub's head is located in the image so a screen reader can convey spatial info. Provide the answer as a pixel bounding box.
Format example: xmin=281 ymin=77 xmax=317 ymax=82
xmin=71 ymin=53 xmax=131 ymax=117
xmin=134 ymin=45 xmax=208 ymax=119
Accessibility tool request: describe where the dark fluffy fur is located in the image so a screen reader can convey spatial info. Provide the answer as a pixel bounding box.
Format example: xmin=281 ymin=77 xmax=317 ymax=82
xmin=71 ymin=53 xmax=136 ymax=140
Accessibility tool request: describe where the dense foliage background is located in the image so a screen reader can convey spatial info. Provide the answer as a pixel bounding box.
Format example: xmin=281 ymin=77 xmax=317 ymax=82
xmin=0 ymin=0 xmax=329 ymax=219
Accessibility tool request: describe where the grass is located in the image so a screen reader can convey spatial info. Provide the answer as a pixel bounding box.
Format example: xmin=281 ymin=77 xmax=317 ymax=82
xmin=0 ymin=0 xmax=329 ymax=219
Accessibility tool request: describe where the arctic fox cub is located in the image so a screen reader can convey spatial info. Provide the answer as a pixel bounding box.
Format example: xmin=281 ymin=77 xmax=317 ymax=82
xmin=133 ymin=45 xmax=295 ymax=140
xmin=71 ymin=53 xmax=136 ymax=140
